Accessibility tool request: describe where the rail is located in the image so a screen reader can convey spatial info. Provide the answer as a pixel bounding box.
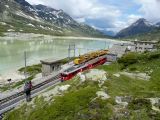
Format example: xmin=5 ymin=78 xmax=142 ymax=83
xmin=0 ymin=74 xmax=61 ymax=114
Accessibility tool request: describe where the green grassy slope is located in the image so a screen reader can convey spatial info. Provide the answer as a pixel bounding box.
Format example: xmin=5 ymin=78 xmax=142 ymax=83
xmin=98 ymin=51 xmax=160 ymax=98
xmin=0 ymin=13 xmax=108 ymax=38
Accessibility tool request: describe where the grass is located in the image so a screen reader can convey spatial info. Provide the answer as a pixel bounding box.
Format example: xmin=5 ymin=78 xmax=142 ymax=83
xmin=97 ymin=51 xmax=160 ymax=98
xmin=18 ymin=64 xmax=42 ymax=76
xmin=0 ymin=32 xmax=4 ymax=36
xmin=60 ymin=57 xmax=77 ymax=64
xmin=103 ymin=75 xmax=160 ymax=98
xmin=0 ymin=23 xmax=9 ymax=36
xmin=97 ymin=62 xmax=122 ymax=74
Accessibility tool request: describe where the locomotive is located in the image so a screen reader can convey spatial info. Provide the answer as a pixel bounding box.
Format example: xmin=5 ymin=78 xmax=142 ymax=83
xmin=61 ymin=50 xmax=109 ymax=81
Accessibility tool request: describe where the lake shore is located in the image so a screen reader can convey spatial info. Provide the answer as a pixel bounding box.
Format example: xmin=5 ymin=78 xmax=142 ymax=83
xmin=0 ymin=71 xmax=25 ymax=86
xmin=0 ymin=32 xmax=130 ymax=43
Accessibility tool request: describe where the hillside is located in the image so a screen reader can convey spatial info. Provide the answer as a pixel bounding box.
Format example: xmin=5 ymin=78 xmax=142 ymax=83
xmin=126 ymin=29 xmax=160 ymax=41
xmin=3 ymin=51 xmax=160 ymax=120
xmin=0 ymin=0 xmax=106 ymax=37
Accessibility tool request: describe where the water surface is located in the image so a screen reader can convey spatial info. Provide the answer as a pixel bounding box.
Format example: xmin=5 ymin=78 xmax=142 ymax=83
xmin=0 ymin=35 xmax=116 ymax=74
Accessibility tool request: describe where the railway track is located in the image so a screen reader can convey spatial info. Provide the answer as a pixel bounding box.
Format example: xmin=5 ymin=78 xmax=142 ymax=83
xmin=0 ymin=54 xmax=109 ymax=115
xmin=0 ymin=74 xmax=61 ymax=114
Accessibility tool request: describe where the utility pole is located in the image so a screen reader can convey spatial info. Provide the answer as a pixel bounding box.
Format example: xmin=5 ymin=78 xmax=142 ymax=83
xmin=78 ymin=48 xmax=81 ymax=56
xmin=24 ymin=51 xmax=27 ymax=79
xmin=68 ymin=44 xmax=71 ymax=60
xmin=68 ymin=44 xmax=76 ymax=59
xmin=74 ymin=44 xmax=76 ymax=57
xmin=105 ymin=41 xmax=107 ymax=49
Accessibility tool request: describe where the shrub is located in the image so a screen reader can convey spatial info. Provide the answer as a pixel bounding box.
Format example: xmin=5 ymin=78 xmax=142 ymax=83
xmin=128 ymin=98 xmax=152 ymax=112
xmin=19 ymin=64 xmax=42 ymax=76
xmin=118 ymin=52 xmax=138 ymax=67
xmin=129 ymin=67 xmax=137 ymax=71
xmin=147 ymin=52 xmax=160 ymax=60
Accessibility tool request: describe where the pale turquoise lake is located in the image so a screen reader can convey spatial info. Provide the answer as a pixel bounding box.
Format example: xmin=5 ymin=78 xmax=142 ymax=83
xmin=0 ymin=34 xmax=117 ymax=74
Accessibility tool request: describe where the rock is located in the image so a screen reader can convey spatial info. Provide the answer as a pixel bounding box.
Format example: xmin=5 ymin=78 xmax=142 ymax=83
xmin=149 ymin=98 xmax=160 ymax=105
xmin=96 ymin=91 xmax=110 ymax=100
xmin=85 ymin=69 xmax=107 ymax=86
xmin=77 ymin=73 xmax=86 ymax=82
xmin=115 ymin=96 xmax=131 ymax=108
xmin=58 ymin=85 xmax=70 ymax=92
xmin=149 ymin=98 xmax=160 ymax=112
xmin=40 ymin=85 xmax=70 ymax=101
xmin=113 ymin=73 xmax=120 ymax=77
xmin=120 ymin=72 xmax=150 ymax=81
xmin=7 ymin=29 xmax=15 ymax=32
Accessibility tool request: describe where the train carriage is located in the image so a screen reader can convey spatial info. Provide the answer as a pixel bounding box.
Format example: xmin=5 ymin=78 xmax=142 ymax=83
xmin=61 ymin=50 xmax=108 ymax=81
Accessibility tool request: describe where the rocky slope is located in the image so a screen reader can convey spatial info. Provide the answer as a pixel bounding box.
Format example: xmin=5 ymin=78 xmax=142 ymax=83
xmin=0 ymin=0 xmax=106 ymax=37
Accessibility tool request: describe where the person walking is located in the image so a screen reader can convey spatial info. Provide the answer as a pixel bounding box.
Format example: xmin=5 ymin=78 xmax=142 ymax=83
xmin=24 ymin=81 xmax=32 ymax=102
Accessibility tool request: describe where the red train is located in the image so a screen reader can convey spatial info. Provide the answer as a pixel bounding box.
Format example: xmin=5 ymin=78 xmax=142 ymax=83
xmin=61 ymin=55 xmax=107 ymax=81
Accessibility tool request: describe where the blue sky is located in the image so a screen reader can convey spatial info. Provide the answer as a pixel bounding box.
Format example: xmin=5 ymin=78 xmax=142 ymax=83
xmin=26 ymin=0 xmax=160 ymax=33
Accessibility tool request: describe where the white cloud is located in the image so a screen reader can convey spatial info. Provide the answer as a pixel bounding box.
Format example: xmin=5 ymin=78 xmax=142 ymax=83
xmin=26 ymin=0 xmax=122 ymax=32
xmin=135 ymin=0 xmax=160 ymax=23
xmin=127 ymin=14 xmax=142 ymax=25
xmin=27 ymin=0 xmax=121 ymax=21
xmin=24 ymin=0 xmax=160 ymax=34
xmin=26 ymin=0 xmax=44 ymax=5
xmin=76 ymin=18 xmax=86 ymax=23
xmin=107 ymin=14 xmax=142 ymax=32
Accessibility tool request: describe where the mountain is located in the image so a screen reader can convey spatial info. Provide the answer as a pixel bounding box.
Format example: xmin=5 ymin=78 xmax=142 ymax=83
xmin=100 ymin=30 xmax=115 ymax=36
xmin=156 ymin=22 xmax=160 ymax=27
xmin=116 ymin=18 xmax=156 ymax=38
xmin=0 ymin=0 xmax=106 ymax=37
xmin=124 ymin=28 xmax=160 ymax=41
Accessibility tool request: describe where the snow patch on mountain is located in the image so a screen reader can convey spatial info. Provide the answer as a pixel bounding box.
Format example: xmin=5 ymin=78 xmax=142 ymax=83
xmin=16 ymin=11 xmax=41 ymax=22
xmin=0 ymin=22 xmax=7 ymax=25
xmin=16 ymin=11 xmax=37 ymax=21
xmin=5 ymin=5 xmax=9 ymax=8
xmin=7 ymin=29 xmax=15 ymax=32
xmin=27 ymin=23 xmax=35 ymax=27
